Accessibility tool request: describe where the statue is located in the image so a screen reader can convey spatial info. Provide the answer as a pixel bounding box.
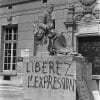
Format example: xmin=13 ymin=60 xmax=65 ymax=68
xmin=34 ymin=4 xmax=67 ymax=56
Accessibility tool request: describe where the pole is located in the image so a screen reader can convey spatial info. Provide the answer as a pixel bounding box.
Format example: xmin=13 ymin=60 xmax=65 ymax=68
xmin=69 ymin=6 xmax=75 ymax=52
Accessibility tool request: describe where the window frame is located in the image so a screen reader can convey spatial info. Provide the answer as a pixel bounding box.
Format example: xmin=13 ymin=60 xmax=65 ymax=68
xmin=2 ymin=24 xmax=18 ymax=71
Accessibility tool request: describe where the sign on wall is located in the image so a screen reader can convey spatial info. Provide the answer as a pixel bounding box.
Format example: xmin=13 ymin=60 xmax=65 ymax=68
xmin=17 ymin=57 xmax=23 ymax=73
xmin=21 ymin=49 xmax=29 ymax=57
xmin=23 ymin=56 xmax=76 ymax=100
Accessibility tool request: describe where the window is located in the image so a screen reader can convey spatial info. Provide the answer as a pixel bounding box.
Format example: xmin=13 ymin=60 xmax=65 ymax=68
xmin=3 ymin=25 xmax=18 ymax=71
xmin=43 ymin=0 xmax=47 ymax=3
xmin=3 ymin=75 xmax=11 ymax=80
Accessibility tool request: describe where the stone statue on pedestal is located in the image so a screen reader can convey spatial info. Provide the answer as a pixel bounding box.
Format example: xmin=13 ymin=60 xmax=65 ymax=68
xmin=34 ymin=4 xmax=67 ymax=56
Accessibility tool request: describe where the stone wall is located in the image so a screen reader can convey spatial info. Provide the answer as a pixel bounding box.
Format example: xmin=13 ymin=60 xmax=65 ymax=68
xmin=23 ymin=55 xmax=92 ymax=100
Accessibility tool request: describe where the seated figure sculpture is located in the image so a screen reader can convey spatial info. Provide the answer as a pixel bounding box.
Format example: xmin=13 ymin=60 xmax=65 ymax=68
xmin=34 ymin=4 xmax=67 ymax=56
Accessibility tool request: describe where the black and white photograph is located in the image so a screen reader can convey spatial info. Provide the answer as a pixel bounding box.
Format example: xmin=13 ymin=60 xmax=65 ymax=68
xmin=0 ymin=0 xmax=100 ymax=100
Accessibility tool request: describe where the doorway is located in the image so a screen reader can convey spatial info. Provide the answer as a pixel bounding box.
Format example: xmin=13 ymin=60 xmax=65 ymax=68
xmin=78 ymin=36 xmax=100 ymax=75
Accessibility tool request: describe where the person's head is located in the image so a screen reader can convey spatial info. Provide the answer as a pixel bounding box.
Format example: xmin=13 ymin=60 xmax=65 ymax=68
xmin=47 ymin=4 xmax=54 ymax=13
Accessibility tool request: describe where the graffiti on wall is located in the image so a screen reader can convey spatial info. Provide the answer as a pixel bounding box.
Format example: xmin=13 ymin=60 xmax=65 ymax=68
xmin=25 ymin=59 xmax=75 ymax=92
xmin=23 ymin=56 xmax=77 ymax=100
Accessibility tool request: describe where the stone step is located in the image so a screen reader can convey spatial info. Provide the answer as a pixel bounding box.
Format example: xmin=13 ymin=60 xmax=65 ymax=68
xmin=0 ymin=85 xmax=23 ymax=91
xmin=0 ymin=85 xmax=23 ymax=98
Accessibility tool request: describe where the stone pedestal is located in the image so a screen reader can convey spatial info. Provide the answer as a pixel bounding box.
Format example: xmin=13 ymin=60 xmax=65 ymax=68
xmin=23 ymin=55 xmax=92 ymax=100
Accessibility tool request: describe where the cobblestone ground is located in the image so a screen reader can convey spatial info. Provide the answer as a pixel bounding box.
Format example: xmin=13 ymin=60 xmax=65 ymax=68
xmin=0 ymin=85 xmax=23 ymax=100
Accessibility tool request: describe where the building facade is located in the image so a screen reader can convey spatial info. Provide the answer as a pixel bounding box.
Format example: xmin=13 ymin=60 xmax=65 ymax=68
xmin=0 ymin=0 xmax=100 ymax=92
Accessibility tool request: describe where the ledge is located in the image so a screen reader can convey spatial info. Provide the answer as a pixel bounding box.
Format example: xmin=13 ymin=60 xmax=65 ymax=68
xmin=0 ymin=0 xmax=40 ymax=8
xmin=92 ymin=75 xmax=100 ymax=79
xmin=0 ymin=71 xmax=17 ymax=76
